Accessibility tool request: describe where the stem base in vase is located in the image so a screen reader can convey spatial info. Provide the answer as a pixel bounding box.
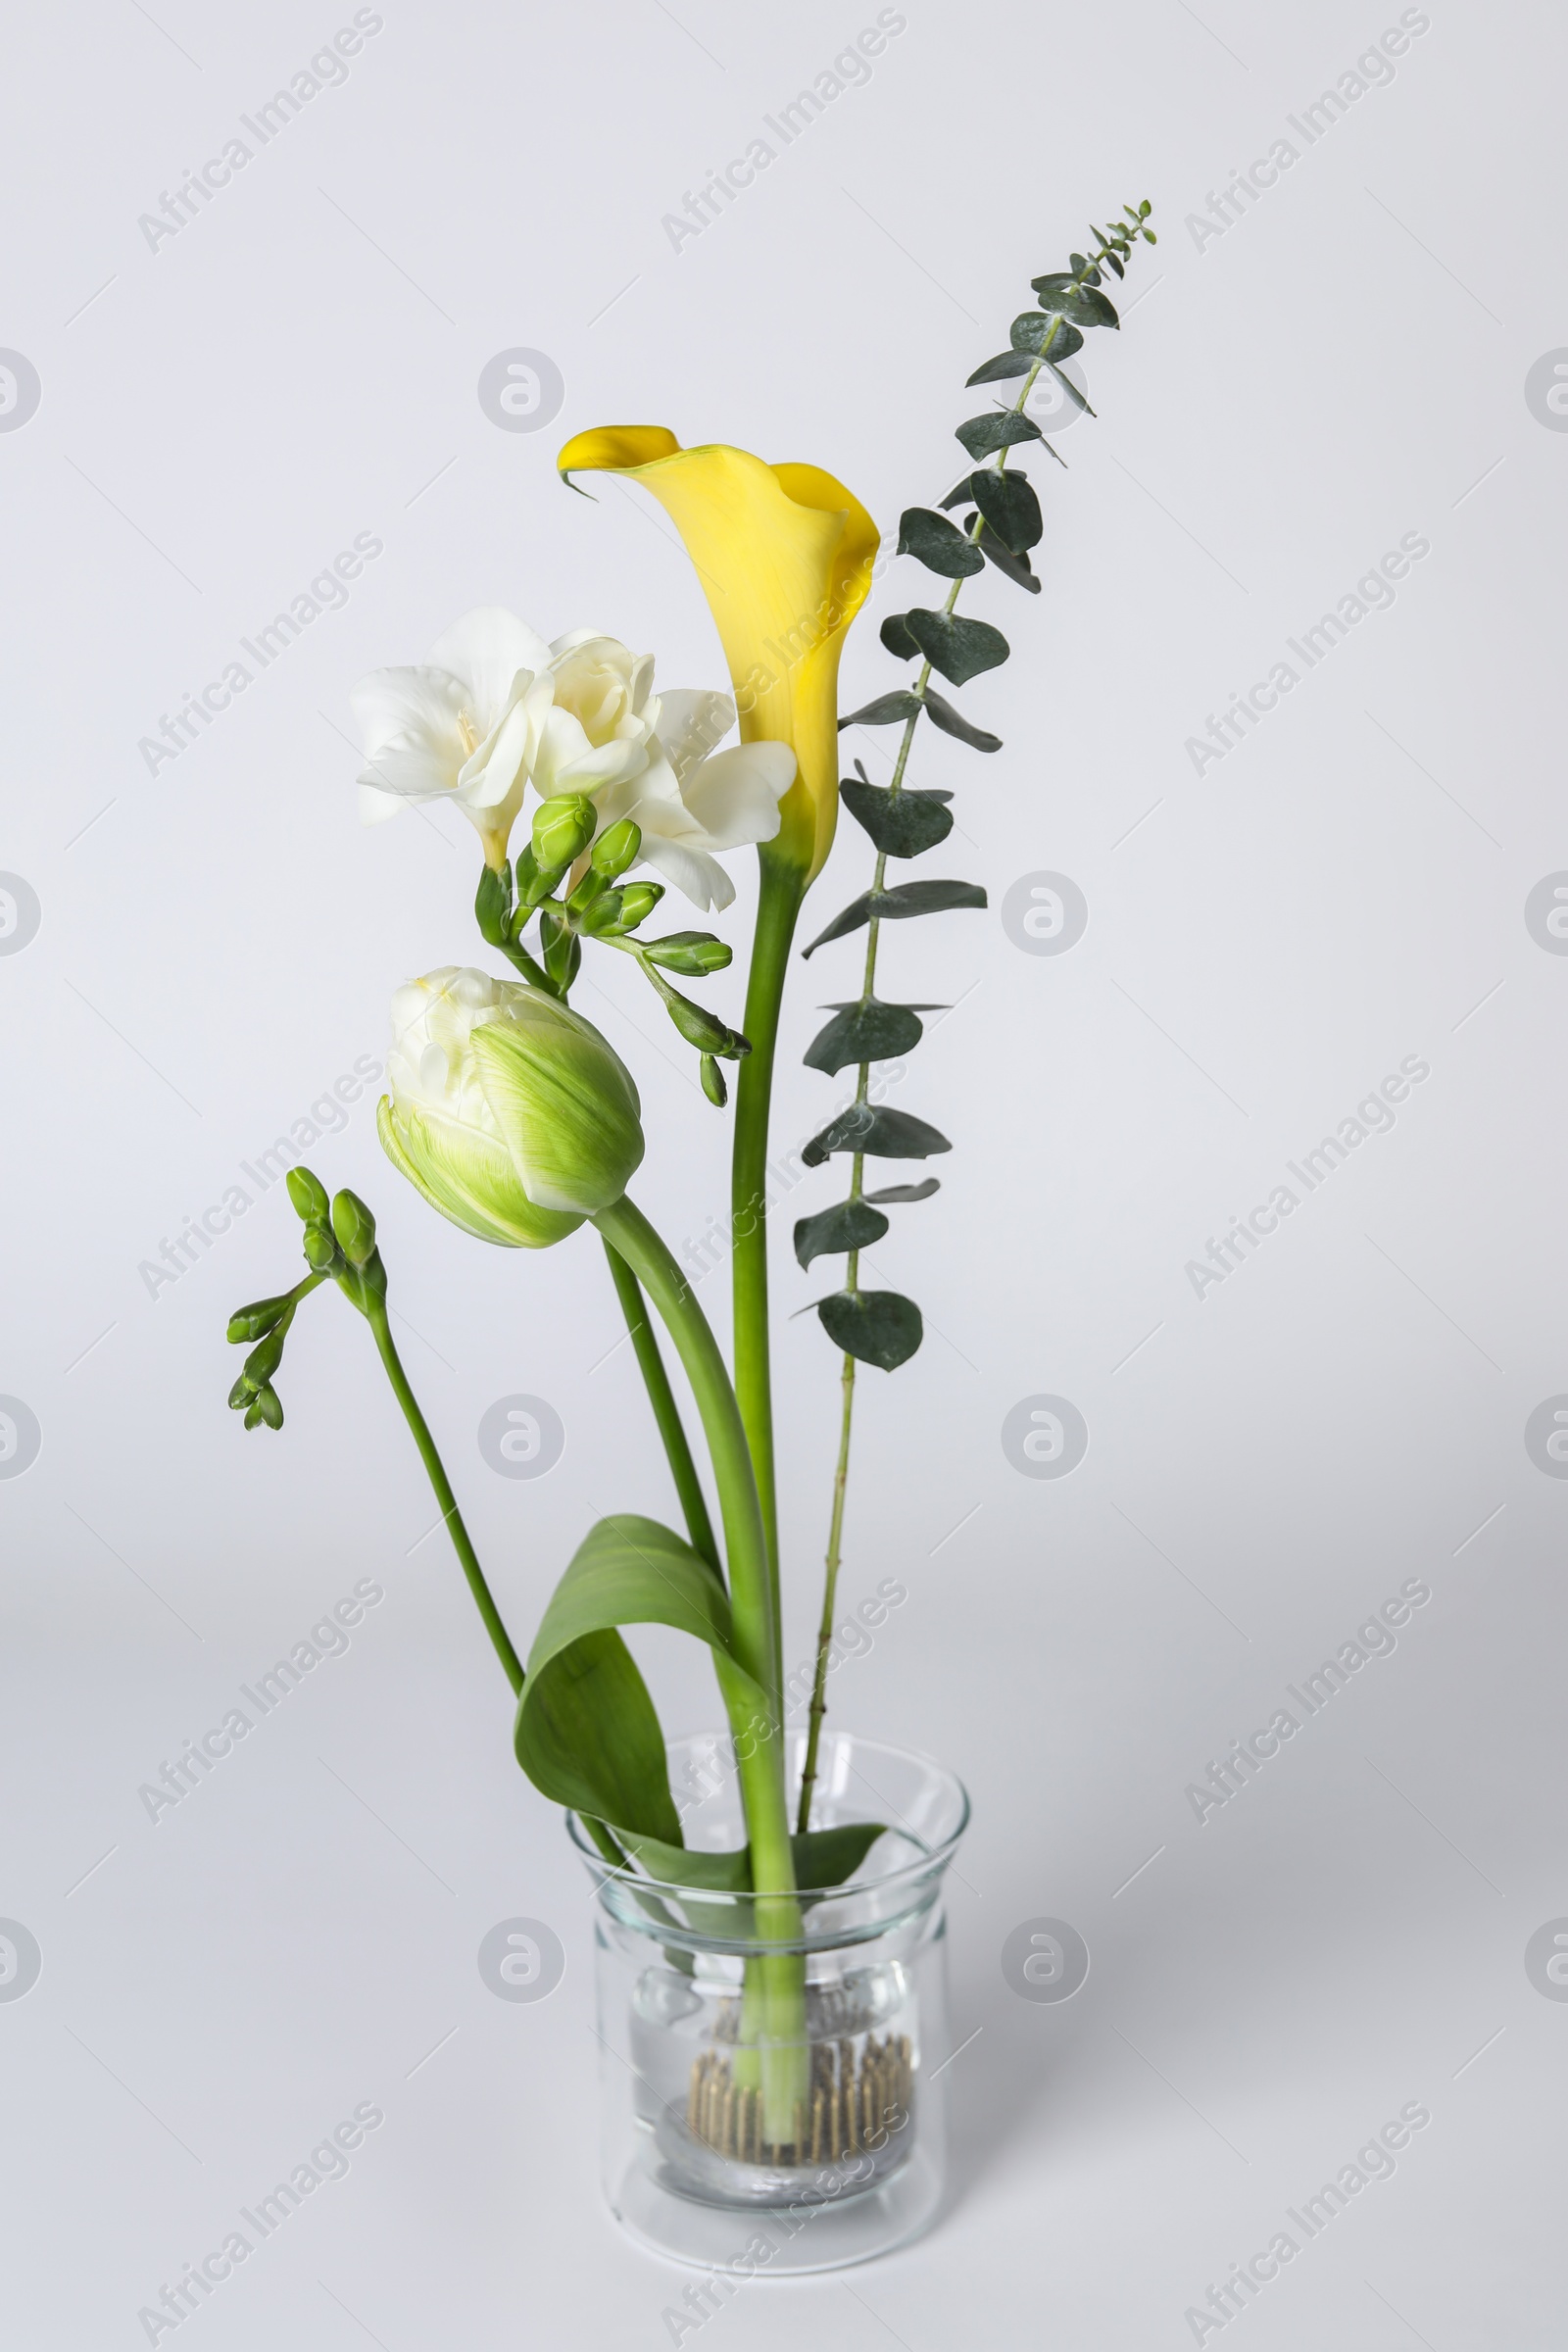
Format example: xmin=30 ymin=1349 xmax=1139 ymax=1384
xmin=570 ymin=1731 xmax=968 ymax=2274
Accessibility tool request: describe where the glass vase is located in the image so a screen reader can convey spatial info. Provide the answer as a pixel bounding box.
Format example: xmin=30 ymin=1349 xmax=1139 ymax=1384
xmin=568 ymin=1730 xmax=969 ymax=2274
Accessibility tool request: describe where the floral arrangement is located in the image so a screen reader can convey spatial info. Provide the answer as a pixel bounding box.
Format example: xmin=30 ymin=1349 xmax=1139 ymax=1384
xmin=223 ymin=205 xmax=1154 ymax=2173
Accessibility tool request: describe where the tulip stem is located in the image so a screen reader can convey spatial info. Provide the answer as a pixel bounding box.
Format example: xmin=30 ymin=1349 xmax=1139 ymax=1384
xmin=593 ymin=1193 xmax=807 ymax=2141
xmin=600 ymin=1239 xmax=720 ymax=1576
xmin=364 ymin=1300 xmax=525 ymax=1696
xmin=731 ymin=853 xmax=805 ymax=1667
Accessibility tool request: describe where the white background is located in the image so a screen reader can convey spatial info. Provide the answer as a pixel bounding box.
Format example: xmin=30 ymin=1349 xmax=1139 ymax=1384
xmin=3 ymin=0 xmax=1566 ymax=2344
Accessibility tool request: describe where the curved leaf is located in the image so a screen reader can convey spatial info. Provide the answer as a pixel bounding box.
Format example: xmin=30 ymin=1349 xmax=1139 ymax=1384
xmin=802 ymin=1105 xmax=952 ymax=1166
xmin=840 ymin=779 xmax=954 ymax=858
xmin=880 ymin=612 xmax=919 ymax=661
xmin=1028 ymin=277 xmax=1119 ymax=329
xmin=839 ymin=689 xmax=924 ymax=731
xmin=616 ymin=1821 xmax=887 ymax=1897
xmin=514 ymin=1514 xmax=765 ymax=1840
xmin=818 ymin=1289 xmax=924 ymax=1370
xmin=956 ymin=410 xmax=1043 ymax=462
xmin=794 ymin=1199 xmax=890 ymax=1269
xmin=862 ymin=1177 xmax=941 ymax=1204
xmin=904 ymin=610 xmax=1009 ymax=686
xmin=966 ymin=350 xmax=1038 ymax=386
xmin=976 ymin=523 xmax=1040 ymax=593
xmin=971 ymin=468 xmax=1042 ymax=555
xmin=1009 ymin=311 xmax=1085 ymax=359
xmin=924 ymin=687 xmax=1003 ymax=753
xmin=897 ymin=506 xmax=984 ymax=576
xmin=805 ymin=999 xmax=925 ymax=1073
xmin=802 ymin=877 xmax=986 ymax=957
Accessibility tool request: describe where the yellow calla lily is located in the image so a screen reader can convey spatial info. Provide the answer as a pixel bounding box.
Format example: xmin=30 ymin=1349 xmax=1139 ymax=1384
xmin=556 ymin=427 xmax=878 ymax=885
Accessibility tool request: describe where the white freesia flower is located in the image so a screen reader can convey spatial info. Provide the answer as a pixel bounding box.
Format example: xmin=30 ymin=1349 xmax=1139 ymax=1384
xmin=353 ymin=611 xmax=795 ymax=908
xmin=596 ymin=686 xmax=797 ymax=913
xmin=353 ymin=609 xmax=556 ymax=868
xmin=378 ymin=966 xmax=643 ymax=1248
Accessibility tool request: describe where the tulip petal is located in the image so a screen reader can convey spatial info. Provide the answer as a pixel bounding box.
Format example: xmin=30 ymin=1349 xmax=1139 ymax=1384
xmin=377 ymin=1098 xmax=581 ymax=1249
xmin=471 ymin=1010 xmax=644 ymax=1215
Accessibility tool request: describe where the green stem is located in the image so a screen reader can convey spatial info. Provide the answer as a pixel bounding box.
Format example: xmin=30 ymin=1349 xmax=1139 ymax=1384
xmin=796 ymin=1346 xmax=855 ymax=1832
xmin=594 ymin=1194 xmax=806 ymax=2137
xmin=600 ymin=1238 xmax=719 ymax=1576
xmin=365 ymin=1299 xmax=525 ymax=1695
xmin=731 ymin=852 xmax=806 ymax=1660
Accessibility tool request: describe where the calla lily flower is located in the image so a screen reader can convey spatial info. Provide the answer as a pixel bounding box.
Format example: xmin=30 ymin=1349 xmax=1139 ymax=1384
xmin=378 ymin=967 xmax=644 ymax=1248
xmin=354 ymin=609 xmax=556 ymax=871
xmin=556 ymin=429 xmax=878 ymax=884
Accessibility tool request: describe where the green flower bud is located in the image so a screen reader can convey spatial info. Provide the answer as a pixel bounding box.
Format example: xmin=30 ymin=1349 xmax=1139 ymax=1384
xmin=287 ymin=1167 xmax=329 ymax=1223
xmin=611 ymin=882 xmax=663 ymax=933
xmin=565 ymin=867 xmax=608 ymax=917
xmin=245 ymin=1385 xmax=283 ymax=1431
xmin=700 ymin=1054 xmax=727 ymax=1108
xmin=302 ymin=1224 xmax=339 ymax=1274
xmin=531 ymin=794 xmax=597 ymax=872
xmin=641 ymin=931 xmax=732 ymax=975
xmin=226 ymin=1294 xmax=293 ymax=1346
xmin=244 ymin=1329 xmax=285 ymax=1388
xmin=228 ymin=1371 xmax=257 ymax=1409
xmin=474 ymin=860 xmax=514 ymax=946
xmin=330 ymin=1189 xmax=377 ymax=1268
xmin=591 ymin=818 xmax=642 ymax=879
xmin=378 ymin=967 xmax=644 ymax=1250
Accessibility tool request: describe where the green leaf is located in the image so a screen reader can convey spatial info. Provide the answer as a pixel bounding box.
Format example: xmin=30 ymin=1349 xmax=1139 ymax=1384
xmin=1044 ymin=355 xmax=1093 ymax=416
xmin=840 ymin=777 xmax=954 ymax=858
xmin=970 ymin=467 xmax=1042 ymax=554
xmin=880 ymin=612 xmax=918 ymax=660
xmin=794 ymin=1199 xmax=890 ymax=1269
xmin=804 ymin=999 xmax=926 ymax=1073
xmin=839 ymin=689 xmax=924 ymax=731
xmin=956 ymin=410 xmax=1043 ymax=461
xmin=939 ymin=472 xmax=979 ymax=513
xmin=862 ymin=1177 xmax=942 ymax=1204
xmin=514 ymin=1514 xmax=765 ymax=1840
xmin=616 ymin=1821 xmax=887 ymax=1896
xmin=793 ymin=1821 xmax=888 ymax=1888
xmin=839 ymin=685 xmax=1002 ymax=752
xmin=904 ymin=610 xmax=1009 ymax=686
xmin=802 ymin=877 xmax=986 ymax=957
xmin=924 ymin=687 xmax=1002 ymax=752
xmin=965 ymin=350 xmax=1038 ymax=386
xmin=818 ymin=1290 xmax=924 ymax=1371
xmin=1009 ymin=312 xmax=1085 ymax=360
xmin=897 ymin=507 xmax=984 ymax=577
xmin=1028 ymin=276 xmax=1119 ymax=329
xmin=976 ymin=523 xmax=1040 ymax=593
xmin=802 ymin=1105 xmax=952 ymax=1166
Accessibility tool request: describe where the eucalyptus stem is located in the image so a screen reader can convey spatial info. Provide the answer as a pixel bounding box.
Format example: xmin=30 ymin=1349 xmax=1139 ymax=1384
xmin=796 ymin=226 xmax=1136 ymax=1828
xmin=364 ymin=1298 xmax=525 ymax=1696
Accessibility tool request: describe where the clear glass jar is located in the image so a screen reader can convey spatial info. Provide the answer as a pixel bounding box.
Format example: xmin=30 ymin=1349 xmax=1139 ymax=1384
xmin=568 ymin=1730 xmax=969 ymax=2274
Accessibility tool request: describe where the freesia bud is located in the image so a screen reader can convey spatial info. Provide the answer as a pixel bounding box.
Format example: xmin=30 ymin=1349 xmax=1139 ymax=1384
xmin=303 ymin=1225 xmax=339 ymax=1273
xmin=378 ymin=967 xmax=644 ymax=1249
xmin=610 ymin=882 xmax=663 ymax=932
xmin=246 ymin=1385 xmax=284 ymax=1431
xmin=532 ymin=794 xmax=597 ymax=872
xmin=591 ymin=818 xmax=642 ymax=879
xmin=244 ymin=1329 xmax=286 ymax=1388
xmin=642 ymin=931 xmax=732 ymax=975
xmin=700 ymin=1054 xmax=727 ymax=1107
xmin=226 ymin=1295 xmax=293 ymax=1345
xmin=330 ymin=1190 xmax=377 ymax=1267
xmin=287 ymin=1167 xmax=329 ymax=1223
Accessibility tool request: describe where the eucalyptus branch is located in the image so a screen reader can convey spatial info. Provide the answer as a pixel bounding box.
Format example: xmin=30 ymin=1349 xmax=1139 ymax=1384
xmin=795 ymin=202 xmax=1156 ymax=1829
